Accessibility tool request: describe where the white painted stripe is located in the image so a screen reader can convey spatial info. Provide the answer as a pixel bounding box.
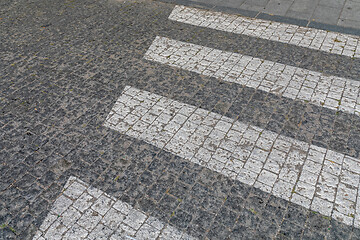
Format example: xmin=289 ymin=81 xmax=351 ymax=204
xmin=33 ymin=176 xmax=196 ymax=240
xmin=169 ymin=5 xmax=360 ymax=58
xmin=144 ymin=36 xmax=360 ymax=116
xmin=105 ymin=86 xmax=360 ymax=227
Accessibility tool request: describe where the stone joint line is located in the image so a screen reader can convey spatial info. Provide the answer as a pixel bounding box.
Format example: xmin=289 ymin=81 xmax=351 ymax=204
xmin=169 ymin=5 xmax=360 ymax=58
xmin=105 ymin=86 xmax=360 ymax=228
xmin=33 ymin=176 xmax=196 ymax=240
xmin=144 ymin=36 xmax=360 ymax=116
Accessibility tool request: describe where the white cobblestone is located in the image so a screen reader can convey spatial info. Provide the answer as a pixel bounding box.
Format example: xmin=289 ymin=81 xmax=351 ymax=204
xmin=72 ymin=192 xmax=95 ymax=213
xmin=104 ymin=86 xmax=360 ymax=227
xmin=63 ymin=224 xmax=88 ymax=240
xmin=34 ymin=176 xmax=195 ymax=239
xmin=169 ymin=5 xmax=360 ymax=58
xmin=145 ymin=37 xmax=360 ymax=116
xmin=311 ymin=197 xmax=333 ymax=216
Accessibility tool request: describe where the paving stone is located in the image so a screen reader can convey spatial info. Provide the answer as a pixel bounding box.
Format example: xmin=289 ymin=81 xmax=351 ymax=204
xmin=1 ymin=0 xmax=360 ymax=239
xmin=146 ymin=36 xmax=360 ymax=115
xmin=104 ymin=86 xmax=360 ymax=227
xmin=341 ymin=1 xmax=360 ymax=22
xmin=168 ymin=5 xmax=360 ymax=58
xmin=35 ymin=176 xmax=193 ymax=239
xmin=312 ymin=5 xmax=342 ymax=25
xmin=263 ymin=0 xmax=294 ymax=15
xmin=319 ymin=0 xmax=346 ymax=8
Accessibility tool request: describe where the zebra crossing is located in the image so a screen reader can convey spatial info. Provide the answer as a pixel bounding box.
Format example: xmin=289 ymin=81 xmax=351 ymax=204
xmin=103 ymin=86 xmax=360 ymax=228
xmin=169 ymin=5 xmax=360 ymax=58
xmin=144 ymin=36 xmax=360 ymax=115
xmin=35 ymin=4 xmax=360 ymax=239
xmin=142 ymin=4 xmax=359 ymax=232
xmin=33 ymin=177 xmax=195 ymax=240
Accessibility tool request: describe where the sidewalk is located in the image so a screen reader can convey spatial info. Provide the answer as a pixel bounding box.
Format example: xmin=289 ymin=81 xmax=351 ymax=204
xmin=158 ymin=0 xmax=360 ymax=31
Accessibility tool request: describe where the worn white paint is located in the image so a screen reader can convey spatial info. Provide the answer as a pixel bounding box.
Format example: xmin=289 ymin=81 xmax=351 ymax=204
xmin=104 ymin=86 xmax=360 ymax=227
xmin=33 ymin=176 xmax=196 ymax=240
xmin=169 ymin=5 xmax=360 ymax=58
xmin=144 ymin=36 xmax=360 ymax=116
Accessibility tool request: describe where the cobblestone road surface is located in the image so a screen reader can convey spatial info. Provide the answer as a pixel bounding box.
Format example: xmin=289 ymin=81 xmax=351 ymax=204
xmin=1 ymin=0 xmax=360 ymax=239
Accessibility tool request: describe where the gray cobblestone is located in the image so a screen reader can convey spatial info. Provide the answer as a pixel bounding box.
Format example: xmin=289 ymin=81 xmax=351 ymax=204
xmin=169 ymin=6 xmax=360 ymax=58
xmin=146 ymin=36 xmax=360 ymax=115
xmin=1 ymin=0 xmax=360 ymax=239
xmin=104 ymin=86 xmax=360 ymax=228
xmin=34 ymin=177 xmax=194 ymax=239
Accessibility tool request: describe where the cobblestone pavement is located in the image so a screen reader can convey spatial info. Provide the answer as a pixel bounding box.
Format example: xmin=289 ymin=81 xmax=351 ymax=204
xmin=168 ymin=6 xmax=360 ymax=58
xmin=1 ymin=0 xmax=360 ymax=239
xmin=145 ymin=37 xmax=359 ymax=114
xmin=157 ymin=0 xmax=360 ymax=30
xmin=34 ymin=176 xmax=195 ymax=239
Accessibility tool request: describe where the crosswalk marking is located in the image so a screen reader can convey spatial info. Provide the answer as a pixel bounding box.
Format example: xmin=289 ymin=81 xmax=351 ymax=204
xmin=144 ymin=36 xmax=360 ymax=115
xmin=105 ymin=86 xmax=360 ymax=227
xmin=33 ymin=176 xmax=196 ymax=240
xmin=169 ymin=5 xmax=360 ymax=58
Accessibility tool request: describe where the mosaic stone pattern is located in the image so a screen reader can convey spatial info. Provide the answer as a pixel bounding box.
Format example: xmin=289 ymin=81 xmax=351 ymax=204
xmin=33 ymin=176 xmax=196 ymax=240
xmin=104 ymin=86 xmax=360 ymax=228
xmin=169 ymin=5 xmax=360 ymax=58
xmin=144 ymin=36 xmax=360 ymax=116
